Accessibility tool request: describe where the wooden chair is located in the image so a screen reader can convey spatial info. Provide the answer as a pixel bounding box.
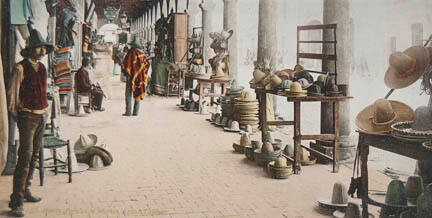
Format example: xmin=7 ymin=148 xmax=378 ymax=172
xmin=73 ymin=71 xmax=92 ymax=115
xmin=166 ymin=66 xmax=182 ymax=97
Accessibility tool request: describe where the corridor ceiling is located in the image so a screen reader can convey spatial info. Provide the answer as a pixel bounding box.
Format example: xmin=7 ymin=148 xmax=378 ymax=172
xmin=93 ymin=0 xmax=183 ymax=20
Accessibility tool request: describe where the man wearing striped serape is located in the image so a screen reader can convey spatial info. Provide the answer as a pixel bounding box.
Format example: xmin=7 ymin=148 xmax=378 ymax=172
xmin=121 ymin=36 xmax=150 ymax=116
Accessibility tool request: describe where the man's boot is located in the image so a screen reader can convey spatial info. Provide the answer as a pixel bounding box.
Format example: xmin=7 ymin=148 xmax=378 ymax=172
xmin=24 ymin=190 xmax=41 ymax=203
xmin=8 ymin=206 xmax=24 ymax=217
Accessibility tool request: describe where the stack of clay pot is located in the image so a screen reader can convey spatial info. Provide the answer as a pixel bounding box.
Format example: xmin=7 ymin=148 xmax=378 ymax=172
xmin=220 ymin=84 xmax=243 ymax=120
xmin=234 ymin=91 xmax=259 ymax=131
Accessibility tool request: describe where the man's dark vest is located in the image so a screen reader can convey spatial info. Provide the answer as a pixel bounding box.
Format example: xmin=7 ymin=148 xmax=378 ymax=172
xmin=19 ymin=59 xmax=48 ymax=110
xmin=75 ymin=67 xmax=91 ymax=93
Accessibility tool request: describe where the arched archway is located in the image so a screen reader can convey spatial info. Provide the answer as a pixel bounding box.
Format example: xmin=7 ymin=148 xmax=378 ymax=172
xmin=97 ymin=23 xmax=120 ymax=44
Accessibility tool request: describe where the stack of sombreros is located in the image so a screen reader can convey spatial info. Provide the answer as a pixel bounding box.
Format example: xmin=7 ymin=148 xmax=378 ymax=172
xmin=391 ymin=105 xmax=432 ymax=142
xmin=234 ymin=91 xmax=259 ymax=131
xmin=220 ymin=83 xmax=244 ymax=120
xmin=285 ymin=81 xmax=307 ymax=97
xmin=267 ymin=156 xmax=293 ymax=179
xmin=232 ymin=132 xmax=251 ymax=153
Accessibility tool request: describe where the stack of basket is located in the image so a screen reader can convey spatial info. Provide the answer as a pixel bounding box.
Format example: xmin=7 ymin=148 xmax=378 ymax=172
xmin=221 ymin=85 xmax=243 ymax=120
xmin=234 ymin=91 xmax=259 ymax=131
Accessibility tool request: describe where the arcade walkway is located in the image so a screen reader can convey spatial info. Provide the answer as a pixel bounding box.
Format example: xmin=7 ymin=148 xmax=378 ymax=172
xmin=0 ymin=56 xmax=390 ymax=218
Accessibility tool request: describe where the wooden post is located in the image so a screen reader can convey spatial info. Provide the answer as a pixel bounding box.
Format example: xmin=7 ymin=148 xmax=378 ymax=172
xmin=294 ymin=101 xmax=301 ymax=174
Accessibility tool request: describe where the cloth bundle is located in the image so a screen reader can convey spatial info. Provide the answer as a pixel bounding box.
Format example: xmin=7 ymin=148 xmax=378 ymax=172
xmin=53 ymin=48 xmax=72 ymax=92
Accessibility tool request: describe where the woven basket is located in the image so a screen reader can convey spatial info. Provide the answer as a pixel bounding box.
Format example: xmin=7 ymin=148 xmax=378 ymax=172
xmin=233 ymin=143 xmax=245 ymax=154
xmin=254 ymin=148 xmax=282 ymax=166
xmin=244 ymin=146 xmax=255 ymax=161
xmin=267 ymin=161 xmax=293 ymax=179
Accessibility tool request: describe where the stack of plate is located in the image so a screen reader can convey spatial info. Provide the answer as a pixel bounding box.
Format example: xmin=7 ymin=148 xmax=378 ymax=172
xmin=220 ymin=86 xmax=243 ymax=120
xmin=234 ymin=97 xmax=259 ymax=131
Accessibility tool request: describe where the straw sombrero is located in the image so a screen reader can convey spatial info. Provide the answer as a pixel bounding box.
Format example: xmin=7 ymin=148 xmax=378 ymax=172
xmin=74 ymin=134 xmax=98 ymax=155
xmin=384 ymin=46 xmax=430 ymax=89
xmin=355 ymin=99 xmax=414 ymax=135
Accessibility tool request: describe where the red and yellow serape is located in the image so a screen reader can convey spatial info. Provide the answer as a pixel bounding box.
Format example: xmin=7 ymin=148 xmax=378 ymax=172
xmin=121 ymin=48 xmax=150 ymax=101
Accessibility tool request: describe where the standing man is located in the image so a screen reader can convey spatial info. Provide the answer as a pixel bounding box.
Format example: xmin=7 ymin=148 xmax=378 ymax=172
xmin=121 ymin=36 xmax=150 ymax=116
xmin=7 ymin=29 xmax=54 ymax=217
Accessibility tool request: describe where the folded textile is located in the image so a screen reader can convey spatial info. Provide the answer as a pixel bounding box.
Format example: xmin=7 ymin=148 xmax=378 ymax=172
xmin=59 ymin=86 xmax=72 ymax=92
xmin=55 ymin=61 xmax=72 ymax=76
xmin=55 ymin=47 xmax=71 ymax=55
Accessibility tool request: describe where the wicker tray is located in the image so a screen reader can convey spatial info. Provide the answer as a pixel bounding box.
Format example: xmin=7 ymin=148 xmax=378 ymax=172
xmin=267 ymin=161 xmax=293 ymax=179
xmin=254 ymin=148 xmax=282 ymax=166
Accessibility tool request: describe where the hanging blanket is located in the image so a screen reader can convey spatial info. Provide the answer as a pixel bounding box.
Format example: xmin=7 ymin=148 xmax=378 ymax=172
xmin=122 ymin=48 xmax=150 ymax=101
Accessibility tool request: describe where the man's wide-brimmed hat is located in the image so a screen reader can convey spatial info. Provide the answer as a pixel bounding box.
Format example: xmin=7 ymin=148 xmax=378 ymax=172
xmin=74 ymin=134 xmax=98 ymax=154
xmin=355 ymin=99 xmax=414 ymax=134
xmin=384 ymin=46 xmax=430 ymax=89
xmin=317 ymin=182 xmax=350 ymax=210
xmin=333 ymin=201 xmax=374 ymax=218
xmin=21 ymin=29 xmax=54 ymax=57
xmin=391 ymin=105 xmax=432 ymax=139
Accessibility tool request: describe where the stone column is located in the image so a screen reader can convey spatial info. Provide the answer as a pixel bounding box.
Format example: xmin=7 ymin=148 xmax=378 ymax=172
xmin=199 ymin=0 xmax=215 ymax=75
xmin=412 ymin=23 xmax=423 ymax=46
xmin=223 ymin=0 xmax=238 ymax=85
xmin=257 ymin=0 xmax=277 ymax=121
xmin=321 ymin=0 xmax=353 ymax=158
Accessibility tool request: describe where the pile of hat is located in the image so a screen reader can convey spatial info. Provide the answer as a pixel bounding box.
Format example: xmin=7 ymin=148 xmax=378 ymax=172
xmin=232 ymin=132 xmax=251 ymax=153
xmin=267 ymin=156 xmax=292 ymax=179
xmin=221 ymin=83 xmax=244 ymax=120
xmin=244 ymin=140 xmax=262 ymax=161
xmin=74 ymin=134 xmax=113 ymax=171
xmin=377 ymin=177 xmax=429 ymax=218
xmin=391 ymin=105 xmax=432 ymax=141
xmin=254 ymin=134 xmax=282 ymax=166
xmin=183 ymin=99 xmax=199 ymax=112
xmin=234 ymin=91 xmax=259 ymax=131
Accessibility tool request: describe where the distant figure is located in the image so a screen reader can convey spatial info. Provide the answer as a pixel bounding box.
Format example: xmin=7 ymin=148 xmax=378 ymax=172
xmin=75 ymin=57 xmax=105 ymax=112
xmin=7 ymin=29 xmax=54 ymax=217
xmin=121 ymin=36 xmax=150 ymax=116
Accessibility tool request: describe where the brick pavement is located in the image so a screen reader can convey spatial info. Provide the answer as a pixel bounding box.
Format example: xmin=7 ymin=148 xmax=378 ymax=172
xmin=0 ymin=59 xmax=391 ymax=218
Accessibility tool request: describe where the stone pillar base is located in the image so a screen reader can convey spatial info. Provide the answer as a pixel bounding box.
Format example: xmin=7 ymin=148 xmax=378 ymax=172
xmin=310 ymin=135 xmax=356 ymax=164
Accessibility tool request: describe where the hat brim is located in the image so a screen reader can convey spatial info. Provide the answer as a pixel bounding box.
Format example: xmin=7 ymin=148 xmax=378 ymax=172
xmin=20 ymin=43 xmax=54 ymax=57
xmin=355 ymin=100 xmax=414 ymax=134
xmin=224 ymin=127 xmax=241 ymax=132
xmin=384 ymin=46 xmax=430 ymax=89
xmin=317 ymin=199 xmax=348 ymax=210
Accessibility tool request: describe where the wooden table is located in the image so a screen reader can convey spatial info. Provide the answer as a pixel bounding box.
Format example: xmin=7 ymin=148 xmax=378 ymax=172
xmin=255 ymin=88 xmax=352 ymax=174
xmin=186 ymin=75 xmax=229 ymax=108
xmin=358 ymin=131 xmax=432 ymax=218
